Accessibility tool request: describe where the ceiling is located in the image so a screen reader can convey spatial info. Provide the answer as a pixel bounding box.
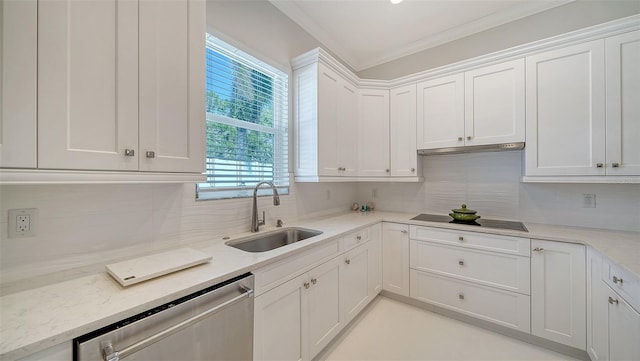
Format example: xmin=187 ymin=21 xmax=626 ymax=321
xmin=270 ymin=0 xmax=573 ymax=71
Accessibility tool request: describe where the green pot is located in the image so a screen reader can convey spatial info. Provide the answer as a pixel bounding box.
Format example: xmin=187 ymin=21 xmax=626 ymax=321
xmin=449 ymin=212 xmax=481 ymax=222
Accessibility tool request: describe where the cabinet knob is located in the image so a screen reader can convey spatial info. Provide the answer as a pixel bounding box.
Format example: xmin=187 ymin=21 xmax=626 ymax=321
xmin=304 ymin=282 xmax=310 ymax=289
xmin=411 ymin=168 xmax=415 ymax=172
xmin=466 ymin=136 xmax=472 ymax=140
xmin=533 ymin=247 xmax=544 ymax=252
xmin=458 ymin=260 xmax=465 ymax=266
xmin=608 ymin=296 xmax=619 ymax=305
xmin=458 ymin=236 xmax=464 ymax=241
xmin=124 ymin=149 xmax=135 ymax=157
xmin=459 ymin=293 xmax=465 ymax=300
xmin=457 ymin=137 xmax=463 ymax=142
xmin=613 ymin=276 xmax=623 ymax=285
xmin=596 ymin=163 xmax=604 ymax=168
xmin=345 ymin=259 xmax=351 ymax=265
xmin=311 ymin=278 xmax=317 ymax=285
xmin=400 ymin=230 xmax=408 ymax=234
xmin=612 ymin=163 xmax=620 ymax=168
xmin=386 ymin=169 xmax=390 ymax=173
xmin=146 ymin=151 xmax=156 ymax=158
xmin=356 ymin=235 xmax=362 ymax=241
xmin=338 ymin=167 xmax=346 ymax=171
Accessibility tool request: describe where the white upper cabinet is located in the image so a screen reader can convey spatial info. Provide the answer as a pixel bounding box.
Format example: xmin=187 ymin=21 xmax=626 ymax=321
xmin=294 ymin=61 xmax=357 ymax=180
xmin=525 ymin=40 xmax=606 ymax=177
xmin=138 ymin=0 xmax=205 ymax=173
xmin=605 ymin=30 xmax=640 ymax=176
xmin=464 ymin=59 xmax=524 ymax=146
xmin=3 ymin=0 xmax=205 ymax=181
xmin=390 ymin=84 xmax=419 ymax=177
xmin=417 ymin=59 xmax=524 ymax=151
xmin=1 ymin=0 xmax=37 ymax=168
xmin=357 ymin=88 xmax=389 ymax=177
xmin=38 ymin=0 xmax=139 ymax=171
xmin=417 ymin=73 xmax=465 ymax=150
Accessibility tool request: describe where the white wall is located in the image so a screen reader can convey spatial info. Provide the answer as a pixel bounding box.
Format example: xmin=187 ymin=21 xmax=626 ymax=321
xmin=356 ymin=151 xmax=640 ymax=232
xmin=0 ymin=182 xmax=356 ymax=286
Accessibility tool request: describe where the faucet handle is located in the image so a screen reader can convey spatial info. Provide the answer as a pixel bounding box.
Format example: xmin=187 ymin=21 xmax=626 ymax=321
xmin=276 ymin=219 xmax=284 ymax=227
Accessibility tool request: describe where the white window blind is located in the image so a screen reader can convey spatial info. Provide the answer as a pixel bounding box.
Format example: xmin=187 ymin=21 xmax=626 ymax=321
xmin=198 ymin=34 xmax=289 ymax=200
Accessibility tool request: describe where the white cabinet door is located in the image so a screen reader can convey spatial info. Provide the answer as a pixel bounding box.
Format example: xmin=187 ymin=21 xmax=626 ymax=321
xmin=308 ymin=257 xmax=343 ymax=359
xmin=390 ymin=84 xmax=419 ymax=177
xmin=382 ymin=222 xmax=410 ymax=296
xmin=605 ymin=30 xmax=640 ymax=176
xmin=357 ymin=88 xmax=389 ymax=177
xmin=587 ymin=248 xmax=609 ymax=361
xmin=464 ymin=59 xmax=524 ymax=146
xmin=531 ymin=240 xmax=586 ymax=350
xmin=139 ymin=0 xmax=205 ymax=173
xmin=1 ymin=0 xmax=37 ymax=168
xmin=369 ymin=223 xmax=383 ymax=296
xmin=317 ymin=63 xmax=357 ymax=177
xmin=525 ymin=40 xmax=606 ymax=176
xmin=254 ymin=273 xmax=307 ymax=361
xmin=37 ymin=0 xmax=139 ymax=171
xmin=342 ymin=243 xmax=372 ymax=324
xmin=417 ymin=74 xmax=465 ymax=150
xmin=608 ymin=290 xmax=640 ymax=361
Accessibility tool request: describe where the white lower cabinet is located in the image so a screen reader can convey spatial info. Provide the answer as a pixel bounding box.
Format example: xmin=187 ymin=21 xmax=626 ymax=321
xmin=254 ymin=225 xmax=380 ymax=361
xmin=587 ymin=247 xmax=640 ymax=361
xmin=410 ymin=270 xmax=531 ymax=332
xmin=531 ymin=239 xmax=586 ymax=350
xmin=382 ymin=222 xmax=410 ymax=296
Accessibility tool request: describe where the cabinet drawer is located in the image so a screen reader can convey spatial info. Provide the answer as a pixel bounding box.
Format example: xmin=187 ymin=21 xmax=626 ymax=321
xmin=602 ymin=257 xmax=640 ymax=312
xmin=254 ymin=239 xmax=339 ymax=296
xmin=410 ymin=226 xmax=530 ymax=256
xmin=410 ymin=240 xmax=530 ymax=294
xmin=410 ymin=270 xmax=531 ymax=333
xmin=342 ymin=227 xmax=370 ymax=251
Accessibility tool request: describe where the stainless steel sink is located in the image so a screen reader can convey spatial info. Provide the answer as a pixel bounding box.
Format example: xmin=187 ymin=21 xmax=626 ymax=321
xmin=225 ymin=227 xmax=323 ymax=253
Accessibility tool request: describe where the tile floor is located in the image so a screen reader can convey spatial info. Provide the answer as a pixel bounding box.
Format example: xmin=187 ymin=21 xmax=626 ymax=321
xmin=324 ymin=296 xmax=579 ymax=361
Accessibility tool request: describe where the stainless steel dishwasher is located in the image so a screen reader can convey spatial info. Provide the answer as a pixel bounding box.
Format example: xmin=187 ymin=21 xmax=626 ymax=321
xmin=75 ymin=273 xmax=254 ymax=361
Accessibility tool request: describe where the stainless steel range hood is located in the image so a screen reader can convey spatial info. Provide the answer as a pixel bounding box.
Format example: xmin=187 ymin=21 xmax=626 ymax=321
xmin=417 ymin=142 xmax=525 ymax=156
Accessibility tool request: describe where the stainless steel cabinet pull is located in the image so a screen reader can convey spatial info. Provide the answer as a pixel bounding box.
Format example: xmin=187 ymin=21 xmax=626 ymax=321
xmin=356 ymin=235 xmax=362 ymax=241
xmin=311 ymin=278 xmax=317 ymax=285
xmin=146 ymin=151 xmax=155 ymax=158
xmin=124 ymin=149 xmax=135 ymax=157
xmin=345 ymin=259 xmax=351 ymax=265
xmin=466 ymin=136 xmax=472 ymax=140
xmin=338 ymin=167 xmax=346 ymax=171
xmin=458 ymin=236 xmax=464 ymax=241
xmin=613 ymin=276 xmax=623 ymax=285
xmin=386 ymin=169 xmax=390 ymax=173
xmin=609 ymin=296 xmax=619 ymax=305
xmin=304 ymin=282 xmax=310 ymax=289
xmin=533 ymin=247 xmax=544 ymax=252
xmin=411 ymin=168 xmax=415 ymax=172
xmin=459 ymin=293 xmax=465 ymax=300
xmin=457 ymin=137 xmax=463 ymax=142
xmin=596 ymin=163 xmax=604 ymax=168
xmin=612 ymin=163 xmax=620 ymax=168
xmin=458 ymin=260 xmax=465 ymax=266
xmin=101 ymin=285 xmax=253 ymax=361
xmin=400 ymin=230 xmax=408 ymax=234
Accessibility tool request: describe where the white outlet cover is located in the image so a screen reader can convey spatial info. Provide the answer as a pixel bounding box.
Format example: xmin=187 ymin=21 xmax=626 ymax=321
xmin=8 ymin=208 xmax=38 ymax=238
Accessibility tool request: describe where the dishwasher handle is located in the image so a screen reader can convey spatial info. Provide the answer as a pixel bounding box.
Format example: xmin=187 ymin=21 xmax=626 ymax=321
xmin=101 ymin=284 xmax=254 ymax=361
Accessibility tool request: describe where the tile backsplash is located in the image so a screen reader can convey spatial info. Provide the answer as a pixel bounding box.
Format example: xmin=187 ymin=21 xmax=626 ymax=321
xmin=2 ymin=151 xmax=639 ymax=286
xmin=357 ymin=151 xmax=640 ymax=232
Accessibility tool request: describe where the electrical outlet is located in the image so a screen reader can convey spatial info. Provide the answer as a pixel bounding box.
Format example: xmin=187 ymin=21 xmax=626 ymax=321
xmin=582 ymin=194 xmax=596 ymax=208
xmin=8 ymin=208 xmax=38 ymax=238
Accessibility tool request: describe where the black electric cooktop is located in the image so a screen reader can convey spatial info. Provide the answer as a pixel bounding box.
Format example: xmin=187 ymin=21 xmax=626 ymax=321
xmin=410 ymin=213 xmax=528 ymax=233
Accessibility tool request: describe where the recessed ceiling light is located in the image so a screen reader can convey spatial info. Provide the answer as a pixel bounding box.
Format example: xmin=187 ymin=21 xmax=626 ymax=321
xmin=390 ymin=0 xmax=403 ymax=4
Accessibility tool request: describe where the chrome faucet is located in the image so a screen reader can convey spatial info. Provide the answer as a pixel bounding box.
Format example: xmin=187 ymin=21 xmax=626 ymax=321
xmin=251 ymin=181 xmax=280 ymax=232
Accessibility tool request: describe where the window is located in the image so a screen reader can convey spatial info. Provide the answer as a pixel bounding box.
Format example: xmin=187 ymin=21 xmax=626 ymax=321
xmin=197 ymin=35 xmax=289 ymax=200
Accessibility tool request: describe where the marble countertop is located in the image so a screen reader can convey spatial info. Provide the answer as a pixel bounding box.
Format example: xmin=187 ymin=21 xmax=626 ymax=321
xmin=1 ymin=211 xmax=638 ymax=360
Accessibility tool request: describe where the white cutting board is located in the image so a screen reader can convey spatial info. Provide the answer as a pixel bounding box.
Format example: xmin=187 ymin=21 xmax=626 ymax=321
xmin=106 ymin=248 xmax=212 ymax=287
